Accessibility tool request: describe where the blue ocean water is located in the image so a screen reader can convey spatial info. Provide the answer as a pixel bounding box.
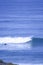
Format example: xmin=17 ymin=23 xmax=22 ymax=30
xmin=0 ymin=0 xmax=43 ymax=65
xmin=0 ymin=20 xmax=43 ymax=37
xmin=0 ymin=37 xmax=43 ymax=65
xmin=0 ymin=0 xmax=43 ymax=38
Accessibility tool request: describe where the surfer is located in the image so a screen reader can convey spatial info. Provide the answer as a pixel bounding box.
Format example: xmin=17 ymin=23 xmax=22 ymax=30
xmin=4 ymin=43 xmax=7 ymax=45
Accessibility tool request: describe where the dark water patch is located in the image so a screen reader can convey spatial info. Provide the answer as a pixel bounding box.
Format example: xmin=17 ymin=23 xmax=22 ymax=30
xmin=32 ymin=37 xmax=43 ymax=47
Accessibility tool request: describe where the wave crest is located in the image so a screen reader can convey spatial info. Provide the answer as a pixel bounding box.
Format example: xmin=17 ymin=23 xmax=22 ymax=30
xmin=0 ymin=36 xmax=32 ymax=44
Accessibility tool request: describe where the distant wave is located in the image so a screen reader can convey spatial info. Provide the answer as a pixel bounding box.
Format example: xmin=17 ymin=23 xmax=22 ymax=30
xmin=0 ymin=36 xmax=32 ymax=44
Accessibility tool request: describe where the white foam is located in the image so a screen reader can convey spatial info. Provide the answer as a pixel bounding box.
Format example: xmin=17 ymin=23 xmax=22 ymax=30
xmin=0 ymin=43 xmax=31 ymax=50
xmin=0 ymin=37 xmax=32 ymax=44
xmin=19 ymin=63 xmax=43 ymax=65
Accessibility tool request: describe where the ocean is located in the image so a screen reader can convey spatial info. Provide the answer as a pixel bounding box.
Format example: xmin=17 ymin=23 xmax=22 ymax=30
xmin=0 ymin=0 xmax=43 ymax=65
xmin=0 ymin=37 xmax=43 ymax=65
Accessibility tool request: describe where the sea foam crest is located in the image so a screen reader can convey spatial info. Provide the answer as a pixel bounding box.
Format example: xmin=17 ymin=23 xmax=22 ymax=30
xmin=0 ymin=36 xmax=32 ymax=44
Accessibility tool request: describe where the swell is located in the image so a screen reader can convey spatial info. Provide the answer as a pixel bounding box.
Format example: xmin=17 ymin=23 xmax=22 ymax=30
xmin=0 ymin=36 xmax=43 ymax=47
xmin=32 ymin=37 xmax=43 ymax=47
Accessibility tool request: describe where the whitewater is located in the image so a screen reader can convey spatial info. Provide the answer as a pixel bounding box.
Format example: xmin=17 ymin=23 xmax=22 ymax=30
xmin=0 ymin=36 xmax=32 ymax=44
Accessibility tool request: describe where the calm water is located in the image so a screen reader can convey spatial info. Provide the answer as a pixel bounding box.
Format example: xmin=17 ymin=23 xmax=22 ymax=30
xmin=0 ymin=0 xmax=43 ymax=38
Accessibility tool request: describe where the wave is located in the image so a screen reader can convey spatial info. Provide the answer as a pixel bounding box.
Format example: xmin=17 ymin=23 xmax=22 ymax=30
xmin=0 ymin=36 xmax=43 ymax=45
xmin=0 ymin=36 xmax=32 ymax=44
xmin=0 ymin=36 xmax=32 ymax=50
xmin=32 ymin=37 xmax=43 ymax=47
xmin=0 ymin=36 xmax=43 ymax=49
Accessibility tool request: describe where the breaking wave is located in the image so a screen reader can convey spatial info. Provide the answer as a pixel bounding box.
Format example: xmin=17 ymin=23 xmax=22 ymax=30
xmin=0 ymin=36 xmax=32 ymax=50
xmin=0 ymin=36 xmax=32 ymax=44
xmin=0 ymin=36 xmax=43 ymax=50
